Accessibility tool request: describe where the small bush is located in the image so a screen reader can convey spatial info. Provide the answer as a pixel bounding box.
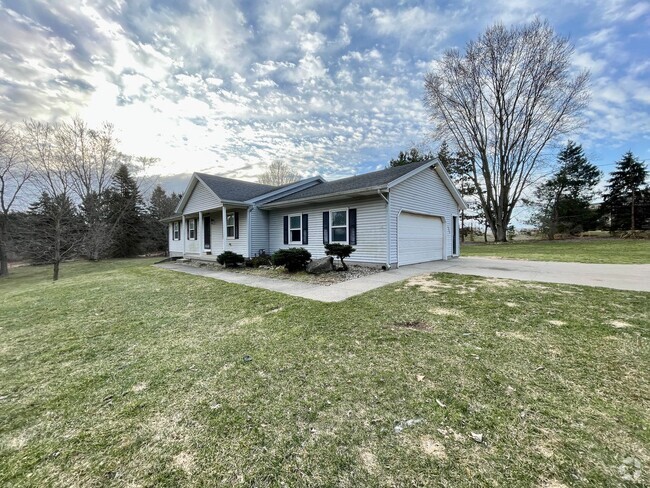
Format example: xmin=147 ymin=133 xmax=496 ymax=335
xmin=324 ymin=243 xmax=355 ymax=270
xmin=246 ymin=253 xmax=273 ymax=268
xmin=216 ymin=251 xmax=245 ymax=267
xmin=272 ymin=248 xmax=311 ymax=272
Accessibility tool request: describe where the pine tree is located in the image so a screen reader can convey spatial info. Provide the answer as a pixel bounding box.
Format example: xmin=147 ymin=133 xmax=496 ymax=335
xmin=142 ymin=185 xmax=180 ymax=254
xmin=530 ymin=142 xmax=601 ymax=238
xmin=438 ymin=142 xmax=478 ymax=241
xmin=389 ymin=148 xmax=433 ymax=167
xmin=22 ymin=192 xmax=83 ymax=280
xmin=601 ymin=152 xmax=649 ymax=231
xmin=107 ymin=164 xmax=143 ymax=257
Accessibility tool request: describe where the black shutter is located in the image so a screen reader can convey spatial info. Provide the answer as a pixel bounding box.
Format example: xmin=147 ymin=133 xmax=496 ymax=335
xmin=349 ymin=208 xmax=357 ymax=245
xmin=322 ymin=211 xmax=329 ymax=244
xmin=234 ymin=212 xmax=239 ymax=239
xmin=283 ymin=216 xmax=289 ymax=245
xmin=302 ymin=214 xmax=308 ymax=245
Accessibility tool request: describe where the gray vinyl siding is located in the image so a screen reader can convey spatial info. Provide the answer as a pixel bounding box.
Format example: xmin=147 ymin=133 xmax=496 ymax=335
xmin=268 ymin=195 xmax=387 ymax=263
xmin=184 ymin=217 xmax=201 ymax=254
xmin=183 ymin=181 xmax=221 ymax=214
xmin=169 ymin=222 xmax=183 ymax=256
xmin=389 ymin=167 xmax=460 ymax=264
xmin=249 ymin=207 xmax=270 ymax=256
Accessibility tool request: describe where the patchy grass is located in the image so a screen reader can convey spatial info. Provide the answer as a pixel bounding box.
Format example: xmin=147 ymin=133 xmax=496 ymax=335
xmin=1 ymin=259 xmax=649 ymax=486
xmin=462 ymin=238 xmax=650 ymax=264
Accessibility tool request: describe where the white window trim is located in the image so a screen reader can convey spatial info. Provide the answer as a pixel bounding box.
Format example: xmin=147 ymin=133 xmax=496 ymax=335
xmin=188 ymin=219 xmax=196 ymax=240
xmin=226 ymin=211 xmax=236 ymax=239
xmin=173 ymin=221 xmax=180 ymax=240
xmin=288 ymin=213 xmax=302 ymax=244
xmin=329 ymin=208 xmax=348 ymax=244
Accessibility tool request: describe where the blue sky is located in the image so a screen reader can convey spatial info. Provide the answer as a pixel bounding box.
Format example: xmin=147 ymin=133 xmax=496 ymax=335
xmin=0 ymin=0 xmax=648 ymax=191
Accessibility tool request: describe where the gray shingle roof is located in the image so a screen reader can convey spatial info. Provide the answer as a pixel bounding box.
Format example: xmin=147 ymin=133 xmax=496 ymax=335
xmin=268 ymin=160 xmax=434 ymax=204
xmin=195 ymin=173 xmax=279 ymax=202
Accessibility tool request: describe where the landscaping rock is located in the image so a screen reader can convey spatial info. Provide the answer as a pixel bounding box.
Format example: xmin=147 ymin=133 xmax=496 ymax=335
xmin=306 ymin=256 xmax=334 ymax=274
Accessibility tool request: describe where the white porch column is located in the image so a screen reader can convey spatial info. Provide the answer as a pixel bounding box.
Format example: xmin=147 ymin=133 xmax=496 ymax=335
xmin=198 ymin=210 xmax=203 ymax=255
xmin=181 ymin=214 xmax=186 ymax=255
xmin=222 ymin=206 xmax=227 ymax=252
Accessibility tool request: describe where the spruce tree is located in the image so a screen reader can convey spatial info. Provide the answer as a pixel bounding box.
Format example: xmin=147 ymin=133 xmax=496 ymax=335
xmin=22 ymin=192 xmax=83 ymax=280
xmin=530 ymin=142 xmax=601 ymax=238
xmin=602 ymin=152 xmax=649 ymax=231
xmin=107 ymin=164 xmax=143 ymax=257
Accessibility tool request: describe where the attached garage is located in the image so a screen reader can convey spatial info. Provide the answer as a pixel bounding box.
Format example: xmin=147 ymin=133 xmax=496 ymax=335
xmin=398 ymin=213 xmax=444 ymax=265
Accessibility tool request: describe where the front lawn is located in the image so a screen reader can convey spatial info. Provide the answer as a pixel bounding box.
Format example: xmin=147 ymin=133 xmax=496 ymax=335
xmin=1 ymin=259 xmax=648 ymax=486
xmin=462 ymin=238 xmax=650 ymax=264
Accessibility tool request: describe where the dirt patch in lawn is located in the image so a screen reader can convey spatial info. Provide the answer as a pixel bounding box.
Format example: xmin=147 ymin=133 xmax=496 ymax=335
xmin=420 ymin=437 xmax=447 ymax=459
xmin=610 ymin=320 xmax=633 ymax=328
xmin=429 ymin=307 xmax=461 ymax=316
xmin=403 ymin=275 xmax=453 ymax=292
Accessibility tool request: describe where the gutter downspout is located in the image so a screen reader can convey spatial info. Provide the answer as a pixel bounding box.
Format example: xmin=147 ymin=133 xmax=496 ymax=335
xmin=377 ymin=189 xmax=391 ymax=270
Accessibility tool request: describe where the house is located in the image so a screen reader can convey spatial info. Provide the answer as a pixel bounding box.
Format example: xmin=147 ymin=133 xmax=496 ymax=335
xmin=162 ymin=160 xmax=467 ymax=268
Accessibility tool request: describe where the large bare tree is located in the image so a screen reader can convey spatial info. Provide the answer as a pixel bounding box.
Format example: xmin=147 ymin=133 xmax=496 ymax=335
xmin=424 ymin=19 xmax=589 ymax=241
xmin=0 ymin=122 xmax=32 ymax=276
xmin=23 ymin=120 xmax=82 ymax=281
xmin=257 ymin=160 xmax=301 ymax=186
xmin=56 ymin=117 xmax=124 ymax=260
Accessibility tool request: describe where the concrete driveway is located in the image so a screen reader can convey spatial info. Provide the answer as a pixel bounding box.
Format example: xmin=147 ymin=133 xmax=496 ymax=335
xmin=431 ymin=257 xmax=650 ymax=292
xmin=157 ymin=257 xmax=649 ymax=303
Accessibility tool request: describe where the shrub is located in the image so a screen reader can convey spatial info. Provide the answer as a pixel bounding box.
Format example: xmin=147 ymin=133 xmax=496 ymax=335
xmin=324 ymin=243 xmax=355 ymax=270
xmin=216 ymin=251 xmax=245 ymax=267
xmin=246 ymin=253 xmax=273 ymax=268
xmin=272 ymin=248 xmax=311 ymax=272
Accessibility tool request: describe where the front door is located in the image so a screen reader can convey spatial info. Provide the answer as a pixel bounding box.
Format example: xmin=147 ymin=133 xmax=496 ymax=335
xmin=203 ymin=216 xmax=211 ymax=250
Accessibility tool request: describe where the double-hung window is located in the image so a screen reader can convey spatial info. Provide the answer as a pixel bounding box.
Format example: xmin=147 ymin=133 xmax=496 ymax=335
xmin=330 ymin=209 xmax=348 ymax=243
xmin=188 ymin=219 xmax=196 ymax=240
xmin=173 ymin=221 xmax=180 ymax=240
xmin=226 ymin=212 xmax=235 ymax=238
xmin=289 ymin=214 xmax=302 ymax=243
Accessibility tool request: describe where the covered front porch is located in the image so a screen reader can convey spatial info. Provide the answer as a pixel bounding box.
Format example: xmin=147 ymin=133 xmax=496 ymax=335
xmin=180 ymin=204 xmax=249 ymax=260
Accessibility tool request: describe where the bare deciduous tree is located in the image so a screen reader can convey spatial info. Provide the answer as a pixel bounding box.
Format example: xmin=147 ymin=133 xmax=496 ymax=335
xmin=56 ymin=117 xmax=125 ymax=260
xmin=23 ymin=120 xmax=82 ymax=281
xmin=424 ymin=19 xmax=589 ymax=241
xmin=0 ymin=122 xmax=32 ymax=276
xmin=257 ymin=160 xmax=301 ymax=186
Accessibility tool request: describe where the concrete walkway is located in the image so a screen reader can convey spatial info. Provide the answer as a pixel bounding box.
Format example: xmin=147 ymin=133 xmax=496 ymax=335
xmin=156 ymin=257 xmax=649 ymax=302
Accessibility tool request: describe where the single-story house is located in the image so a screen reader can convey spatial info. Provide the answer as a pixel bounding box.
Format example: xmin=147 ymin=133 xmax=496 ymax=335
xmin=162 ymin=160 xmax=467 ymax=268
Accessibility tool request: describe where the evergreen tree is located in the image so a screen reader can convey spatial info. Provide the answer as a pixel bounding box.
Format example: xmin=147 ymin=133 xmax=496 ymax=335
xmin=439 ymin=142 xmax=478 ymax=241
xmin=389 ymin=148 xmax=433 ymax=167
xmin=601 ymin=152 xmax=649 ymax=231
xmin=22 ymin=192 xmax=83 ymax=280
xmin=79 ymin=189 xmax=113 ymax=260
xmin=107 ymin=164 xmax=143 ymax=257
xmin=529 ymin=142 xmax=601 ymax=238
xmin=142 ymin=185 xmax=180 ymax=254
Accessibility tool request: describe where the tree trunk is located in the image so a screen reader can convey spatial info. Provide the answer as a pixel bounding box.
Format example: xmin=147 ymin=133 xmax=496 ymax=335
xmin=53 ymin=220 xmax=61 ymax=281
xmin=0 ymin=220 xmax=8 ymax=277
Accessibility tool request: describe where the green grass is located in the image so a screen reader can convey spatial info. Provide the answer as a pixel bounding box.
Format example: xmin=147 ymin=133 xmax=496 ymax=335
xmin=462 ymin=238 xmax=650 ymax=264
xmin=1 ymin=259 xmax=648 ymax=486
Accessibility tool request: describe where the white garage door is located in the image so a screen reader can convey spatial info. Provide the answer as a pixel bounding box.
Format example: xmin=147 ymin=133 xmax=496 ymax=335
xmin=398 ymin=213 xmax=444 ymax=265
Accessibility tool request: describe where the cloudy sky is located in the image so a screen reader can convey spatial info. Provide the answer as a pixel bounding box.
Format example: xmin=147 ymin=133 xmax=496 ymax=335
xmin=1 ymin=0 xmax=649 ymax=190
